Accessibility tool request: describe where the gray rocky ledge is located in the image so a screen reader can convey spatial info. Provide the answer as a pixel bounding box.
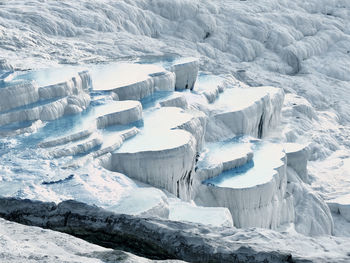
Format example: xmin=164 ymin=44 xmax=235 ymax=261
xmin=1 ymin=197 xmax=349 ymax=263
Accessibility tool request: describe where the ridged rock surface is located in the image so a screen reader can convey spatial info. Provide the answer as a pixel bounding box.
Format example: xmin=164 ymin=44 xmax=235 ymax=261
xmin=0 ymin=198 xmax=349 ymax=263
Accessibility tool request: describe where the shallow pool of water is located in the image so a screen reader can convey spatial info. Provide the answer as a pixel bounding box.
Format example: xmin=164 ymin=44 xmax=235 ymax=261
xmin=204 ymin=140 xmax=285 ymax=188
xmin=13 ymin=66 xmax=86 ymax=87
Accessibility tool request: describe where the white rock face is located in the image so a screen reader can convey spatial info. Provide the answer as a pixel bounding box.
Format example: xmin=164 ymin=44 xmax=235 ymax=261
xmin=38 ymin=70 xmax=91 ymax=99
xmin=114 ymin=72 xmax=174 ymax=100
xmin=96 ymin=100 xmax=142 ymax=128
xmin=169 ymin=199 xmax=233 ymax=227
xmin=281 ymin=142 xmax=335 ymax=236
xmin=170 ymin=58 xmax=199 ymax=90
xmin=152 ymin=71 xmax=176 ymax=91
xmin=110 ymin=130 xmax=197 ymax=201
xmin=193 ymin=74 xmax=226 ymax=103
xmin=0 ymin=81 xmax=39 ymax=112
xmin=195 ymin=142 xmax=294 ymax=229
xmin=39 ymin=129 xmax=94 ymax=148
xmin=328 ymin=195 xmax=350 ymax=222
xmin=106 ymin=106 xmax=208 ymax=200
xmin=174 ymin=109 xmax=207 ymax=151
xmin=287 ymin=167 xmax=334 ymax=236
xmin=159 ymin=93 xmax=188 ymax=109
xmin=284 ymin=143 xmax=310 ymax=183
xmin=0 ymin=59 xmax=13 ymax=71
xmin=205 ymin=86 xmax=284 ymax=141
xmin=0 ymin=94 xmax=91 ymax=126
xmin=0 ymin=69 xmax=91 ymax=113
xmin=0 ymin=0 xmax=350 ymax=257
xmin=92 ymin=63 xmax=176 ymax=100
xmin=50 ymin=133 xmax=103 ymax=158
xmin=0 ymin=70 xmax=91 ymax=126
xmin=112 ymin=77 xmax=155 ymax=100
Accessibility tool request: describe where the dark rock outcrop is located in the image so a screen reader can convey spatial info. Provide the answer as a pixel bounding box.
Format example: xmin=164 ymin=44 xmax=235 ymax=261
xmin=0 ymin=197 xmax=317 ymax=263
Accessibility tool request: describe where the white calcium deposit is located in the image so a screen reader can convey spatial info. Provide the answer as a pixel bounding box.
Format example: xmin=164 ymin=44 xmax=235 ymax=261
xmin=1 ymin=0 xmax=350 ymax=259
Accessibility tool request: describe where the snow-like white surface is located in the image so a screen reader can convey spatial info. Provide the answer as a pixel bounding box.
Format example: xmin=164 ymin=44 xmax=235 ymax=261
xmin=193 ymin=74 xmax=225 ymax=103
xmin=205 ymin=86 xmax=284 ymax=141
xmin=195 ymin=140 xmax=293 ymax=229
xmin=14 ymin=66 xmax=87 ymax=87
xmin=91 ymin=63 xmax=165 ymax=91
xmin=171 ymin=58 xmax=199 ymax=90
xmin=90 ymin=62 xmax=177 ymax=100
xmin=1 ymin=0 xmax=350 ymax=258
xmin=284 ymin=142 xmax=309 ymax=183
xmin=195 ymin=137 xmax=254 ymax=182
xmin=205 ymin=142 xmax=284 ymax=188
xmin=159 ymin=93 xmax=188 ymax=109
xmin=169 ymin=199 xmax=233 ymax=228
xmin=328 ymin=193 xmax=350 ymax=222
xmin=96 ymin=100 xmax=142 ymax=128
xmin=0 ymin=81 xmax=39 ymax=113
xmin=111 ymin=129 xmax=196 ymax=201
xmin=287 ymin=167 xmax=334 ymax=236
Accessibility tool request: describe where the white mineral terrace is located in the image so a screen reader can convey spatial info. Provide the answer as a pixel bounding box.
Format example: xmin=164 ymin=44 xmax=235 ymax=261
xmin=196 ymin=136 xmax=254 ymax=181
xmin=13 ymin=66 xmax=86 ymax=87
xmin=205 ymin=86 xmax=284 ymax=141
xmin=283 ymin=142 xmax=309 ymax=183
xmin=109 ymin=107 xmax=200 ymax=201
xmin=203 ymin=141 xmax=285 ymax=189
xmin=192 ymin=73 xmax=225 ymax=103
xmin=91 ymin=63 xmax=165 ymax=91
xmin=90 ymin=62 xmax=190 ymax=100
xmin=194 ymin=138 xmax=293 ymax=228
xmin=2 ymin=1 xmax=350 ymax=260
xmin=0 ymin=56 xmax=333 ymax=234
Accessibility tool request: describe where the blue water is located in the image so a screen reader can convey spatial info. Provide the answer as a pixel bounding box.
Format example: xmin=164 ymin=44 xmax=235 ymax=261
xmin=203 ymin=140 xmax=285 ymax=188
xmin=13 ymin=66 xmax=86 ymax=87
xmin=0 ymin=58 xmax=201 ymax=163
xmin=0 ymin=58 xmax=205 ymax=205
xmin=140 ymin=91 xmax=173 ymax=109
xmin=1 ymin=92 xmax=177 ymax=157
xmin=205 ymin=161 xmax=255 ymax=187
xmin=114 ymin=106 xmax=194 ymax=153
xmin=0 ymin=121 xmax=33 ymax=132
xmin=197 ymin=135 xmax=251 ymax=169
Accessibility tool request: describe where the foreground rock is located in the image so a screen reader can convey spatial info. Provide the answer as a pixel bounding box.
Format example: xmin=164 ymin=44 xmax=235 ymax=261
xmin=0 ymin=218 xmax=183 ymax=263
xmin=1 ymin=198 xmax=350 ymax=263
